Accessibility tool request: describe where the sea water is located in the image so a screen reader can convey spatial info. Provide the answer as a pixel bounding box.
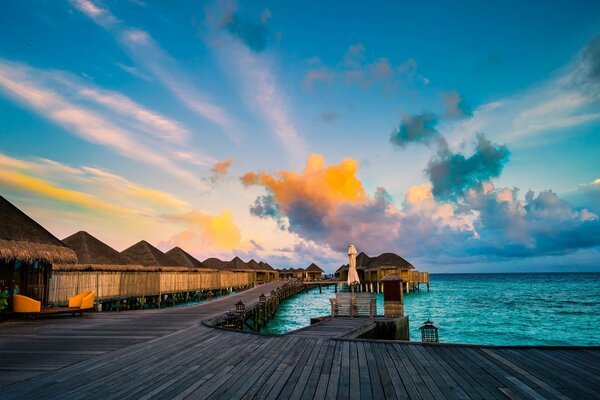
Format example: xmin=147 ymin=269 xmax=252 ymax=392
xmin=262 ymin=273 xmax=600 ymax=346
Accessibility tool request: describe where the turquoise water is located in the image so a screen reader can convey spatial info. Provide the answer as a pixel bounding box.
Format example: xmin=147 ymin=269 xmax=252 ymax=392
xmin=263 ymin=273 xmax=600 ymax=346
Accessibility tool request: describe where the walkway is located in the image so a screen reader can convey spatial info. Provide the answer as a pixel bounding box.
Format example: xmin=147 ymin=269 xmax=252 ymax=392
xmin=0 ymin=281 xmax=598 ymax=399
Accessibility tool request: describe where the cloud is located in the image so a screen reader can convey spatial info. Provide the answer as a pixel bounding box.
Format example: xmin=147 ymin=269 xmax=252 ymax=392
xmin=303 ymin=69 xmax=334 ymax=90
xmin=0 ymin=152 xmax=189 ymax=216
xmin=223 ymin=10 xmax=270 ymax=52
xmin=76 ymin=87 xmax=188 ymax=143
xmin=440 ymin=34 xmax=600 ymax=148
xmin=240 ymin=153 xmax=600 ymax=267
xmin=443 ymin=90 xmax=472 ymax=117
xmin=305 ymin=44 xmax=423 ymax=92
xmin=426 ymin=134 xmax=510 ymax=201
xmin=0 ymin=59 xmax=208 ymax=190
xmin=70 ymin=1 xmax=236 ymax=138
xmin=463 ymin=184 xmax=600 ymax=258
xmin=210 ymin=157 xmax=233 ymax=182
xmin=317 ymin=111 xmax=342 ymax=124
xmin=389 ymin=112 xmax=442 ymax=148
xmin=69 ymin=0 xmax=119 ymax=28
xmin=213 ymin=35 xmax=307 ymax=164
xmin=159 ymin=209 xmax=253 ymax=257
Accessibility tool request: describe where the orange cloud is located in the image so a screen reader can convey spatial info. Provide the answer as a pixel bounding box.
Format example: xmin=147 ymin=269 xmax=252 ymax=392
xmin=210 ymin=157 xmax=233 ymax=182
xmin=161 ymin=209 xmax=248 ymax=254
xmin=0 ymin=169 xmax=134 ymax=215
xmin=243 ymin=153 xmax=367 ymax=214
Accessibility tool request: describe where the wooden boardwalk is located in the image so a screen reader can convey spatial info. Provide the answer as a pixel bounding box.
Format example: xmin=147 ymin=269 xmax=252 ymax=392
xmin=290 ymin=317 xmax=374 ymax=338
xmin=1 ymin=282 xmax=599 ymax=399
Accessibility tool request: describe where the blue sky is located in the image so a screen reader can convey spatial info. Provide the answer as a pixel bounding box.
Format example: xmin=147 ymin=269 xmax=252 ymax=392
xmin=0 ymin=0 xmax=599 ymax=272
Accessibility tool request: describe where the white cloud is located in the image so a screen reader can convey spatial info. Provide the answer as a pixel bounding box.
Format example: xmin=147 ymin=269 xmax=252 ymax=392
xmin=69 ymin=1 xmax=237 ymax=140
xmin=0 ymin=59 xmax=208 ymax=190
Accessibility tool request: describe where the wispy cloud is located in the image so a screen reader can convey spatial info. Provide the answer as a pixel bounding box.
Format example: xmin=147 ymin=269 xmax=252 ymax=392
xmin=0 ymin=59 xmax=208 ymax=190
xmin=0 ymin=152 xmax=189 ymax=215
xmin=441 ymin=34 xmax=600 ymax=148
xmin=215 ymin=38 xmax=307 ymax=164
xmin=70 ymin=0 xmax=237 ymax=140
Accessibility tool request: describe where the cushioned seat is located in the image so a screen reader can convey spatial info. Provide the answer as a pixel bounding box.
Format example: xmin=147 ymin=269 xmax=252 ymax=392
xmin=13 ymin=294 xmax=41 ymax=313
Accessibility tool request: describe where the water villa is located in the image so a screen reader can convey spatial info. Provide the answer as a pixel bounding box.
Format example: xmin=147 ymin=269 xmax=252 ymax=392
xmin=0 ymin=196 xmax=77 ymax=310
xmin=0 ymin=196 xmax=279 ymax=314
xmin=305 ymin=263 xmax=324 ymax=280
xmin=335 ymin=251 xmax=429 ymax=292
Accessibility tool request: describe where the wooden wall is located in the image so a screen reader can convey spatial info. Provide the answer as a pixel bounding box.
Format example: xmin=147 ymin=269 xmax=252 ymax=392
xmin=47 ymin=270 xmax=267 ymax=306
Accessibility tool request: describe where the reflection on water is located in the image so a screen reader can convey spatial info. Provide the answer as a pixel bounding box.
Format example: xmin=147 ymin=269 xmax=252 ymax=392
xmin=263 ymin=273 xmax=600 ymax=346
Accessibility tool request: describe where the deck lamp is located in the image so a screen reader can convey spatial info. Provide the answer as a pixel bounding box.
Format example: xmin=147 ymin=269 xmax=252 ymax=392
xmin=419 ymin=319 xmax=439 ymax=343
xmin=235 ymin=300 xmax=245 ymax=316
xmin=259 ymin=293 xmax=267 ymax=305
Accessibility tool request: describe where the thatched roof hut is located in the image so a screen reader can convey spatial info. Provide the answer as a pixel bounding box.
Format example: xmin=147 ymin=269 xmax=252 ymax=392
xmin=365 ymin=252 xmax=414 ymax=270
xmin=306 ymin=263 xmax=324 ymax=273
xmin=203 ymin=257 xmax=234 ymax=271
xmin=0 ymin=195 xmax=76 ymax=264
xmin=248 ymin=259 xmax=263 ymax=271
xmin=63 ymin=231 xmax=133 ymax=265
xmin=166 ymin=247 xmax=208 ymax=269
xmin=121 ymin=240 xmax=177 ymax=267
xmin=230 ymin=256 xmax=253 ymax=272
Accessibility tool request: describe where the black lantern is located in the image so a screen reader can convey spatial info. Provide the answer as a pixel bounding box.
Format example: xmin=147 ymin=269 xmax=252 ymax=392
xmin=419 ymin=319 xmax=439 ymax=343
xmin=259 ymin=293 xmax=267 ymax=304
xmin=235 ymin=300 xmax=245 ymax=315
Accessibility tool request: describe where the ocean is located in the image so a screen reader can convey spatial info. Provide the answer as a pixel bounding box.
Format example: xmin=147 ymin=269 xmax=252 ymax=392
xmin=262 ymin=273 xmax=600 ymax=346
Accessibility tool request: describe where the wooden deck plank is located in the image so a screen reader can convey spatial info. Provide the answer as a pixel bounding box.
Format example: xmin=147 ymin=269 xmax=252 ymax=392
xmin=0 ymin=282 xmax=598 ymax=400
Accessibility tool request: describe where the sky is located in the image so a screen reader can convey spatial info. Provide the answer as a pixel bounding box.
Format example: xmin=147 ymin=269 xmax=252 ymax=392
xmin=0 ymin=0 xmax=599 ymax=273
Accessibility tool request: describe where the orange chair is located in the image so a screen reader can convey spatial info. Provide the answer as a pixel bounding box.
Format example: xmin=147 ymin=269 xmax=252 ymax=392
xmin=13 ymin=294 xmax=41 ymax=313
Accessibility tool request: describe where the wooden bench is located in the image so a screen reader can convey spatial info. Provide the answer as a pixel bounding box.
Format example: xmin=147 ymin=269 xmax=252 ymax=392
xmin=330 ymin=292 xmax=376 ymax=317
xmin=13 ymin=292 xmax=95 ymax=320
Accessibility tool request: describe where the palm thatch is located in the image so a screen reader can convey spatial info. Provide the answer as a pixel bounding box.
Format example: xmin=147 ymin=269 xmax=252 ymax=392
xmin=166 ymin=247 xmax=209 ymax=269
xmin=248 ymin=259 xmax=263 ymax=271
xmin=0 ymin=195 xmax=77 ymax=263
xmin=203 ymin=257 xmax=234 ymax=271
xmin=306 ymin=263 xmax=324 ymax=272
xmin=121 ymin=240 xmax=178 ymax=267
xmin=230 ymin=256 xmax=254 ymax=272
xmin=356 ymin=252 xmax=371 ymax=269
xmin=63 ymin=231 xmax=133 ymax=265
xmin=366 ymin=252 xmax=414 ymax=270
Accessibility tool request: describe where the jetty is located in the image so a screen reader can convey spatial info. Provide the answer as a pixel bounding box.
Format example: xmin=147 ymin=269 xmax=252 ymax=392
xmin=1 ymin=282 xmax=599 ymax=399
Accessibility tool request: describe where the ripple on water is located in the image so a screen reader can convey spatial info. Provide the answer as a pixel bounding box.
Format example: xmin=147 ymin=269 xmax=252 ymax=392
xmin=263 ymin=273 xmax=600 ymax=346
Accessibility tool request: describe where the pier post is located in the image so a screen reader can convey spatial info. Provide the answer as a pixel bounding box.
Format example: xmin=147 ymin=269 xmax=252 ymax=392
xmin=382 ymin=274 xmax=404 ymax=317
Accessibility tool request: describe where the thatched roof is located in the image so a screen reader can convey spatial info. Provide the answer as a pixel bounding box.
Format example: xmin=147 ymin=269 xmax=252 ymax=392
xmin=230 ymin=256 xmax=253 ymax=272
xmin=260 ymin=261 xmax=276 ymax=271
xmin=121 ymin=240 xmax=177 ymax=267
xmin=356 ymin=252 xmax=371 ymax=269
xmin=248 ymin=259 xmax=263 ymax=271
xmin=0 ymin=195 xmax=77 ymax=264
xmin=336 ymin=264 xmax=349 ymax=273
xmin=306 ymin=263 xmax=324 ymax=272
xmin=366 ymin=252 xmax=414 ymax=270
xmin=203 ymin=257 xmax=234 ymax=271
xmin=166 ymin=247 xmax=208 ymax=269
xmin=63 ymin=231 xmax=133 ymax=265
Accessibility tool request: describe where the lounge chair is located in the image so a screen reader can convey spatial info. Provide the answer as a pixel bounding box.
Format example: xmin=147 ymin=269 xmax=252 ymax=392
xmin=13 ymin=292 xmax=96 ymax=320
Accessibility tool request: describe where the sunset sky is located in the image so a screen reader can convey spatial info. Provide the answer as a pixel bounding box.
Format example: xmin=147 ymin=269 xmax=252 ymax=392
xmin=1 ymin=0 xmax=599 ymax=272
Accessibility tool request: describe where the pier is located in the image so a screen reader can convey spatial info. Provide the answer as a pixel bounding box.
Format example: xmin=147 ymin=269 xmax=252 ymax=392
xmin=1 ymin=281 xmax=599 ymax=399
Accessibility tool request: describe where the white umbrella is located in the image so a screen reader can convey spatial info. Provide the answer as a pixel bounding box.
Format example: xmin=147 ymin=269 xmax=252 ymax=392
xmin=347 ymin=244 xmax=360 ymax=287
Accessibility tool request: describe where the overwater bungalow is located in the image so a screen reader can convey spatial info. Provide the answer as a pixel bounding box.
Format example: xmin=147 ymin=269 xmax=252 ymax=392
xmin=305 ymin=263 xmax=324 ymax=280
xmin=335 ymin=251 xmax=429 ymax=292
xmin=0 ymin=195 xmax=77 ymax=310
